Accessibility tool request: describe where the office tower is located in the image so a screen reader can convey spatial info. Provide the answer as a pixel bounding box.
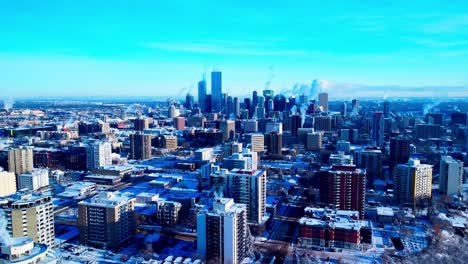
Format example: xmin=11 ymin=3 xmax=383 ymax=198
xmin=393 ymin=159 xmax=432 ymax=207
xmin=86 ymin=141 xmax=112 ymax=170
xmin=291 ymin=114 xmax=302 ymax=137
xmin=263 ymin=89 xmax=274 ymax=103
xmin=415 ymin=124 xmax=442 ymax=139
xmin=340 ymin=129 xmax=350 ymax=141
xmin=17 ymin=168 xmax=49 ymax=191
xmin=130 ymin=132 xmax=152 ymax=160
xmin=266 ymin=99 xmax=274 ymax=113
xmin=314 ymin=116 xmax=332 ymax=131
xmin=0 ymin=169 xmax=16 ymax=197
xmin=205 ymin=95 xmax=212 ymax=113
xmin=425 ymin=113 xmax=443 ymax=125
xmin=134 ymin=116 xmax=150 ymax=131
xmin=273 ymin=94 xmax=286 ymax=112
xmin=213 ymin=169 xmax=266 ymax=223
xmin=234 ymin=97 xmax=240 ymax=117
xmin=78 ymin=192 xmax=135 ymax=249
xmin=220 ymin=120 xmax=235 ymax=141
xmin=299 ymin=94 xmax=308 ymax=105
xmin=156 ymin=200 xmax=182 ymax=227
xmin=266 ymin=122 xmax=283 ymax=135
xmin=198 ymin=78 xmax=207 ymax=112
xmin=288 ymin=96 xmax=296 ymax=110
xmin=3 ymin=193 xmax=55 ymax=246
xmin=451 ymin=112 xmax=467 ymax=125
xmin=227 ymin=96 xmax=234 ymax=115
xmin=163 ymin=135 xmax=178 ymax=150
xmin=197 ymin=198 xmax=249 ymax=264
xmin=307 ymin=132 xmax=322 ymax=150
xmin=340 ymin=102 xmax=347 ymax=116
xmin=211 ymin=71 xmax=222 ymax=112
xmin=318 ymin=93 xmax=329 ymax=112
xmin=8 ymin=146 xmax=33 ymax=175
xmin=252 ymin=91 xmax=258 ymax=107
xmin=356 ymin=148 xmax=383 ymax=188
xmin=390 ymin=136 xmax=410 ymax=170
xmin=185 ymin=92 xmax=195 ymax=110
xmin=371 ymin=112 xmax=385 ymax=148
xmin=351 ymin=99 xmax=359 ymax=113
xmin=319 ymin=165 xmax=366 ymax=218
xmin=383 ymin=101 xmax=390 ymax=118
xmin=240 ymin=109 xmax=249 ymax=120
xmin=439 ymin=156 xmax=464 ymax=196
xmin=224 ymin=142 xmax=243 ymax=157
xmin=201 ymin=163 xmax=220 ymax=180
xmin=174 ymin=116 xmax=185 ymax=130
xmin=265 ymin=132 xmax=282 ymax=159
xmin=245 ymin=133 xmax=264 ymax=153
xmin=336 ymin=140 xmax=351 ymax=153
xmin=308 ymin=100 xmax=316 ymax=114
xmin=243 ymin=120 xmax=258 ymax=133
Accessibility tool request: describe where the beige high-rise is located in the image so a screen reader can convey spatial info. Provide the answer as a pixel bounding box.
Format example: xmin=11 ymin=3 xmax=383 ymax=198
xmin=3 ymin=193 xmax=55 ymax=247
xmin=8 ymin=146 xmax=34 ymax=175
xmin=0 ymin=170 xmax=17 ymax=197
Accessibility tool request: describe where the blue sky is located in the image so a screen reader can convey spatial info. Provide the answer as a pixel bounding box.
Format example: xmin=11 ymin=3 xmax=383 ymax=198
xmin=1 ymin=0 xmax=468 ymax=98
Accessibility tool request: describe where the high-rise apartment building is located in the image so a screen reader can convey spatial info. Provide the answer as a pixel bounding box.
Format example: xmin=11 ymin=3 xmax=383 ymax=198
xmin=220 ymin=120 xmax=235 ymax=141
xmin=265 ymin=132 xmax=282 ymax=159
xmin=86 ymin=141 xmax=112 ymax=170
xmin=78 ymin=192 xmax=136 ymax=249
xmin=390 ymin=136 xmax=410 ymax=170
xmin=8 ymin=146 xmax=33 ymax=175
xmin=174 ymin=116 xmax=185 ymax=131
xmin=319 ymin=165 xmax=366 ymax=218
xmin=307 ymin=132 xmax=322 ymax=150
xmin=439 ymin=156 xmax=463 ymax=196
xmin=0 ymin=169 xmax=17 ymax=197
xmin=393 ymin=159 xmax=432 ymax=207
xmin=133 ymin=116 xmax=150 ymax=131
xmin=162 ymin=135 xmax=178 ymax=150
xmin=130 ymin=132 xmax=152 ymax=160
xmin=17 ymin=168 xmax=49 ymax=191
xmin=2 ymin=193 xmax=55 ymax=247
xmin=245 ymin=133 xmax=264 ymax=153
xmin=355 ymin=148 xmax=383 ymax=188
xmin=212 ymin=169 xmax=266 ymax=223
xmin=197 ymin=198 xmax=249 ymax=264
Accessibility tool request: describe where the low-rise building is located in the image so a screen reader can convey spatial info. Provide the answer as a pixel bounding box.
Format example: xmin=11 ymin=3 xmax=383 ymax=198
xmin=299 ymin=207 xmax=372 ymax=250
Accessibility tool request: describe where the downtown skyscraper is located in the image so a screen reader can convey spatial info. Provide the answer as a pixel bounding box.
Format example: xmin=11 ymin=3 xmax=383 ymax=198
xmin=211 ymin=71 xmax=222 ymax=112
xmin=198 ymin=77 xmax=207 ymax=112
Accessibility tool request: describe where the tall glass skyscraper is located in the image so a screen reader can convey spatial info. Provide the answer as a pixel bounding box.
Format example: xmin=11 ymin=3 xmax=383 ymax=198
xmin=211 ymin=71 xmax=222 ymax=111
xmin=198 ymin=78 xmax=207 ymax=112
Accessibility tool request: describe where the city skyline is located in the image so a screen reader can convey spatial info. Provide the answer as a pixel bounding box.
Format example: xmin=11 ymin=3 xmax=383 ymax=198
xmin=1 ymin=1 xmax=468 ymax=98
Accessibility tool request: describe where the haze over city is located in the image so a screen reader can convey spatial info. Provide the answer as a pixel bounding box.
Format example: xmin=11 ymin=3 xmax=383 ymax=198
xmin=1 ymin=1 xmax=468 ymax=98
